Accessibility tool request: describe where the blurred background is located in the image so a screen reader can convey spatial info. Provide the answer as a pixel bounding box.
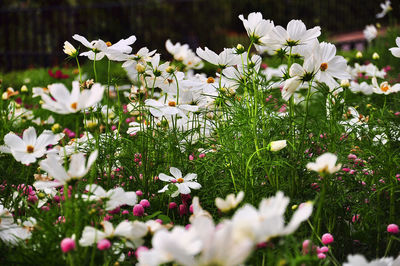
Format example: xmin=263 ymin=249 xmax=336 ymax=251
xmin=0 ymin=0 xmax=399 ymax=71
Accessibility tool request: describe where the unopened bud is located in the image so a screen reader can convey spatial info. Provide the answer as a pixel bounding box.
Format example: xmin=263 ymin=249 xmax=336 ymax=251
xmin=21 ymin=85 xmax=28 ymax=92
xmin=166 ymin=66 xmax=175 ymax=74
xmin=372 ymin=52 xmax=380 ymax=60
xmin=340 ymin=79 xmax=350 ymax=88
xmin=136 ymin=63 xmax=146 ymax=73
xmin=356 ymin=51 xmax=363 ymax=58
xmin=236 ymin=44 xmax=245 ymax=54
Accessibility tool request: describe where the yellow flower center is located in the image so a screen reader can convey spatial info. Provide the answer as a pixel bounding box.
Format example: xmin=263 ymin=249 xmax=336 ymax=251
xmin=381 ymin=83 xmax=389 ymax=92
xmin=207 ymin=77 xmax=215 ymax=84
xmin=168 ymin=101 xmax=176 ymax=107
xmin=71 ymin=102 xmax=78 ymax=110
xmin=320 ymin=63 xmax=328 ymax=71
xmin=26 ymin=145 xmax=34 ymax=153
xmin=177 ymin=178 xmax=184 ymax=183
xmin=106 ymin=41 xmax=112 ymax=47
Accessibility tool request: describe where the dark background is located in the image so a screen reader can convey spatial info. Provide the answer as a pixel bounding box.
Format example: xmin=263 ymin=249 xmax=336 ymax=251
xmin=0 ymin=0 xmax=398 ymax=71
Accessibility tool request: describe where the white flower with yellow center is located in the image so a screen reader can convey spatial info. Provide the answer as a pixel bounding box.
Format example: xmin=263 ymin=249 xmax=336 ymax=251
xmin=158 ymin=167 xmax=201 ymax=197
xmin=0 ymin=127 xmax=61 ymax=165
xmin=372 ymin=77 xmax=400 ymax=95
xmin=40 ymin=81 xmax=104 ymax=114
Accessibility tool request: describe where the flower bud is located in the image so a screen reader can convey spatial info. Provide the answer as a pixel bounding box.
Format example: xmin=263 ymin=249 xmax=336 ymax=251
xmin=136 ymin=63 xmax=146 ymax=73
xmin=63 ymin=41 xmax=77 ymax=57
xmin=236 ymin=44 xmax=245 ymax=54
xmin=340 ymin=79 xmax=350 ymax=88
xmin=21 ymin=85 xmax=28 ymax=92
xmin=356 ymin=51 xmax=363 ymax=58
xmin=372 ymin=52 xmax=380 ymax=60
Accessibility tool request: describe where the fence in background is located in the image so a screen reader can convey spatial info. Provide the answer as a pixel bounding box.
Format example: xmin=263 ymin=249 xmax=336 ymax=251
xmin=0 ymin=0 xmax=393 ymax=71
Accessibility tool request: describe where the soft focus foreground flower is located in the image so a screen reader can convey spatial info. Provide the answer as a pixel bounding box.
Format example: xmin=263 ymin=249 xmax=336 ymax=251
xmin=215 ymin=191 xmax=244 ymax=212
xmin=306 ymin=153 xmax=342 ymax=174
xmin=0 ymin=204 xmax=31 ymax=245
xmin=363 ymin=25 xmax=377 ymax=42
xmin=0 ymin=127 xmax=61 ymax=165
xmin=33 ymin=150 xmax=98 ymax=188
xmin=376 ymin=0 xmax=392 ymax=19
xmin=344 ymin=254 xmax=400 ymax=266
xmin=158 ymin=167 xmax=201 ymax=197
xmin=41 ymin=81 xmax=105 ymax=114
xmin=269 ymin=140 xmax=287 ymax=151
xmin=389 ymin=37 xmax=400 ymax=58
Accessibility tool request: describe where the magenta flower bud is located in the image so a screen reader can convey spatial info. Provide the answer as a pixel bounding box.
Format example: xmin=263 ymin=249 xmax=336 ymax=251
xmin=136 ymin=190 xmax=143 ymax=196
xmin=140 ymin=199 xmax=150 ymax=208
xmin=185 ymin=224 xmax=191 ymax=230
xmin=97 ymin=239 xmax=111 ymax=250
xmin=199 ymin=153 xmax=206 ymax=158
xmin=318 ymin=253 xmax=326 ymax=259
xmin=321 ymin=233 xmax=334 ymax=245
xmin=111 ymin=125 xmax=117 ymax=131
xmin=189 ymin=204 xmax=193 ymax=213
xmin=122 ymin=210 xmax=129 ymax=215
xmin=387 ymin=224 xmax=399 ymax=234
xmin=103 ymin=215 xmax=113 ymax=221
xmin=108 ymin=207 xmax=120 ymax=214
xmin=133 ymin=204 xmax=144 ymax=217
xmin=320 ymin=246 xmax=329 ymax=253
xmin=61 ymin=238 xmax=76 ymax=253
xmin=135 ymin=246 xmax=149 ymax=258
xmin=348 ymin=154 xmax=357 ymax=160
xmin=41 ymin=205 xmax=50 ymax=211
xmin=155 ymin=219 xmax=163 ymax=224
xmin=169 ymin=202 xmax=177 ymax=209
xmin=189 ymin=154 xmax=194 ymax=161
xmin=179 ymin=204 xmax=187 ymax=216
xmin=302 ymin=240 xmax=311 ymax=254
xmin=352 ymin=214 xmax=360 ymax=223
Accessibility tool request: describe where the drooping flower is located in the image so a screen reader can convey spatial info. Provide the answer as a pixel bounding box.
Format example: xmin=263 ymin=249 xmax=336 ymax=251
xmin=0 ymin=127 xmax=61 ymax=165
xmin=158 ymin=167 xmax=201 ymax=197
xmin=306 ymin=153 xmax=342 ymax=174
xmin=40 ymin=81 xmax=105 ymax=114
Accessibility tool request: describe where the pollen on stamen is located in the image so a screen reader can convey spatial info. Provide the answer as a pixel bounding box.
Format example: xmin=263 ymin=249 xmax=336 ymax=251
xmin=26 ymin=145 xmax=34 ymax=153
xmin=381 ymin=84 xmax=389 ymax=92
xmin=177 ymin=178 xmax=184 ymax=183
xmin=320 ymin=63 xmax=328 ymax=71
xmin=106 ymin=41 xmax=112 ymax=47
xmin=207 ymin=77 xmax=215 ymax=84
xmin=168 ymin=101 xmax=176 ymax=107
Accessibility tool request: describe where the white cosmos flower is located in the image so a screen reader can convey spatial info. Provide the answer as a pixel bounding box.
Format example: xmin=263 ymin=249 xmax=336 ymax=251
xmin=282 ymin=60 xmax=317 ymax=101
xmin=121 ymin=47 xmax=157 ymax=70
xmin=83 ymin=184 xmax=137 ymax=211
xmin=79 ymin=220 xmax=148 ymax=247
xmin=238 ymin=12 xmax=274 ymax=46
xmin=265 ymin=19 xmax=321 ymax=51
xmin=33 ymin=150 xmax=98 ymax=188
xmin=372 ymin=77 xmax=400 ymax=95
xmin=0 ymin=204 xmax=31 ymax=245
xmin=376 ymin=0 xmax=392 ymax=19
xmin=137 ymin=226 xmax=202 ymax=266
xmin=215 ymin=191 xmax=244 ymax=212
xmin=231 ymin=191 xmax=313 ymax=243
xmin=165 ymin=40 xmax=203 ymax=69
xmin=389 ymin=37 xmax=400 ymax=58
xmin=313 ymin=42 xmax=351 ymax=90
xmin=158 ymin=167 xmax=201 ymax=197
xmin=0 ymin=127 xmax=61 ymax=165
xmin=40 ymin=81 xmax=104 ymax=114
xmin=363 ymin=25 xmax=378 ymax=42
xmin=349 ymin=81 xmax=374 ymax=95
xmin=72 ymin=34 xmax=136 ymax=61
xmin=344 ymin=254 xmax=400 ymax=266
xmin=306 ymin=152 xmax=342 ymax=174
xmin=196 ymin=47 xmax=240 ymax=68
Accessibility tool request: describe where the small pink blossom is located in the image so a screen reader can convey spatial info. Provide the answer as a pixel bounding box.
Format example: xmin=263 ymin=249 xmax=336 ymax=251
xmin=61 ymin=238 xmax=76 ymax=253
xmin=321 ymin=233 xmax=334 ymax=245
xmin=387 ymin=224 xmax=399 ymax=234
xmin=97 ymin=239 xmax=111 ymax=250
